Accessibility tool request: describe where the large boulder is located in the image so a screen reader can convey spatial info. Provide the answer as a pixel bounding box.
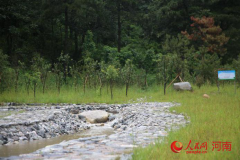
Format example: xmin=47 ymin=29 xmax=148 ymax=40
xmin=79 ymin=110 xmax=109 ymax=123
xmin=173 ymin=82 xmax=192 ymax=91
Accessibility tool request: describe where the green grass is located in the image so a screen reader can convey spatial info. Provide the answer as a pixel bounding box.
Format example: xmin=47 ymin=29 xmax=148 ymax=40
xmin=0 ymin=85 xmax=172 ymax=104
xmin=132 ymin=85 xmax=240 ymax=160
xmin=0 ymin=84 xmax=239 ymax=159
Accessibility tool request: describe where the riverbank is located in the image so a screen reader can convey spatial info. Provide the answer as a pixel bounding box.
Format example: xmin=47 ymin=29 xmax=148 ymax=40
xmin=0 ymin=104 xmax=127 ymax=145
xmin=0 ymin=102 xmax=188 ymax=159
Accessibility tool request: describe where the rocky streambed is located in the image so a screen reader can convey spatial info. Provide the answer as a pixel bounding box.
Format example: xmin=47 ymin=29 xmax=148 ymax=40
xmin=0 ymin=102 xmax=189 ymax=159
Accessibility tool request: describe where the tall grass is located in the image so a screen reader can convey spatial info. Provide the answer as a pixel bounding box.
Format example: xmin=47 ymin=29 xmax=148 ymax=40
xmin=0 ymin=84 xmax=172 ymax=104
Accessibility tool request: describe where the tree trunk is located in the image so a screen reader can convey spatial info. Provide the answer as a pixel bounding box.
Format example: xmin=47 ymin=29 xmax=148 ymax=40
xmin=42 ymin=78 xmax=46 ymax=94
xmin=34 ymin=83 xmax=36 ymax=98
xmin=126 ymin=82 xmax=129 ymax=97
xmin=42 ymin=73 xmax=47 ymax=94
xmin=51 ymin=19 xmax=55 ymax=58
xmin=181 ymin=49 xmax=185 ymax=81
xmin=98 ymin=75 xmax=102 ymax=96
xmin=42 ymin=81 xmax=45 ymax=94
xmin=83 ymin=79 xmax=86 ymax=94
xmin=58 ymin=83 xmax=60 ymax=94
xmin=164 ymin=82 xmax=166 ymax=95
xmin=117 ymin=0 xmax=121 ymax=52
xmin=74 ymin=31 xmax=78 ymax=60
xmin=84 ymin=76 xmax=88 ymax=94
xmin=64 ymin=64 xmax=68 ymax=84
xmin=163 ymin=56 xmax=166 ymax=95
xmin=14 ymin=70 xmax=19 ymax=93
xmin=60 ymin=25 xmax=63 ymax=48
xmin=110 ymin=80 xmax=113 ymax=99
xmin=74 ymin=78 xmax=78 ymax=92
xmin=7 ymin=35 xmax=13 ymax=59
xmin=64 ymin=5 xmax=69 ymax=55
xmin=58 ymin=74 xmax=61 ymax=94
xmin=70 ymin=26 xmax=73 ymax=40
xmin=144 ymin=70 xmax=148 ymax=88
xmin=26 ymin=80 xmax=30 ymax=95
xmin=79 ymin=33 xmax=85 ymax=64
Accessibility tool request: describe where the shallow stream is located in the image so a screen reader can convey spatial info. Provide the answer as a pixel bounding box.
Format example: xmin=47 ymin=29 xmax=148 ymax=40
xmin=0 ymin=125 xmax=114 ymax=157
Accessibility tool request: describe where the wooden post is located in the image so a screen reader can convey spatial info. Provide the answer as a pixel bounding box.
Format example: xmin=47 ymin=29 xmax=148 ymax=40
xmin=167 ymin=74 xmax=179 ymax=89
xmin=179 ymin=76 xmax=183 ymax=82
xmin=217 ymin=80 xmax=220 ymax=93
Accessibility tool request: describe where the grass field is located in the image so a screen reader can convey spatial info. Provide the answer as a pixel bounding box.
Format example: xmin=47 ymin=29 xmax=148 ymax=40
xmin=132 ymin=85 xmax=240 ymax=160
xmin=0 ymin=84 xmax=239 ymax=159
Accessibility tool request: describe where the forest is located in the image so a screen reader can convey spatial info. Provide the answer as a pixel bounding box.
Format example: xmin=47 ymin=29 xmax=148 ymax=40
xmin=1 ymin=0 xmax=240 ymax=99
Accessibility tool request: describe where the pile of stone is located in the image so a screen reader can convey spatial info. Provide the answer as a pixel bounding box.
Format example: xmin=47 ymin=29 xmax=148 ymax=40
xmin=0 ymin=104 xmax=127 ymax=145
xmin=0 ymin=109 xmax=90 ymax=145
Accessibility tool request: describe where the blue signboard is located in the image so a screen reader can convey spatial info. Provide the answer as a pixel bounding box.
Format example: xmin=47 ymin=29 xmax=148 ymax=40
xmin=218 ymin=70 xmax=235 ymax=80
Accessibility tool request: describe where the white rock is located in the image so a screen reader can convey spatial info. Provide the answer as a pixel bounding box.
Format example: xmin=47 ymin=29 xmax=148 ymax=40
xmin=173 ymin=82 xmax=192 ymax=91
xmin=79 ymin=110 xmax=109 ymax=123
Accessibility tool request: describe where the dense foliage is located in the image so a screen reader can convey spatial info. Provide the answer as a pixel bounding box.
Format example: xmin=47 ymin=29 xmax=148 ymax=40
xmin=0 ymin=0 xmax=240 ymax=96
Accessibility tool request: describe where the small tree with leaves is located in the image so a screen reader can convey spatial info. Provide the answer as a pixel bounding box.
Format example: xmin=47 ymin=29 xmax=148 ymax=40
xmin=13 ymin=60 xmax=25 ymax=93
xmin=24 ymin=72 xmax=31 ymax=95
xmin=122 ymin=59 xmax=135 ymax=96
xmin=82 ymin=56 xmax=97 ymax=93
xmin=154 ymin=53 xmax=176 ymax=95
xmin=98 ymin=61 xmax=106 ymax=96
xmin=102 ymin=65 xmax=118 ymax=99
xmin=58 ymin=53 xmax=70 ymax=84
xmin=53 ymin=62 xmax=64 ymax=94
xmin=69 ymin=61 xmax=81 ymax=92
xmin=31 ymin=72 xmax=41 ymax=98
xmin=52 ymin=53 xmax=70 ymax=94
xmin=0 ymin=50 xmax=9 ymax=92
xmin=31 ymin=54 xmax=51 ymax=94
xmin=31 ymin=56 xmax=42 ymax=97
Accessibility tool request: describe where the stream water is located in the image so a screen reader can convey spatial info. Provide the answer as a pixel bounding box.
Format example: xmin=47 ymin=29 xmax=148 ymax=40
xmin=0 ymin=125 xmax=114 ymax=157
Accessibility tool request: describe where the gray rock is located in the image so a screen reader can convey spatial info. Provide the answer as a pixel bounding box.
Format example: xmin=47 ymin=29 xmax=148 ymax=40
xmin=48 ymin=115 xmax=54 ymax=121
xmin=108 ymin=115 xmax=116 ymax=121
xmin=70 ymin=109 xmax=79 ymax=114
xmin=8 ymin=138 xmax=14 ymax=143
xmin=19 ymin=136 xmax=28 ymax=141
xmin=114 ymin=125 xmax=120 ymax=129
xmin=107 ymin=109 xmax=119 ymax=114
xmin=37 ymin=129 xmax=46 ymax=138
xmin=0 ymin=131 xmax=7 ymax=137
xmin=78 ymin=115 xmax=86 ymax=121
xmin=173 ymin=82 xmax=192 ymax=91
xmin=18 ymin=132 xmax=24 ymax=137
xmin=0 ymin=135 xmax=4 ymax=141
xmin=79 ymin=110 xmax=109 ymax=123
xmin=12 ymin=136 xmax=19 ymax=141
xmin=7 ymin=132 xmax=13 ymax=138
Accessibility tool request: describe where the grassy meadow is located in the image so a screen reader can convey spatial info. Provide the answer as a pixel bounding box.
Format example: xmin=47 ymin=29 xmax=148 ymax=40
xmin=132 ymin=85 xmax=240 ymax=160
xmin=0 ymin=84 xmax=239 ymax=160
